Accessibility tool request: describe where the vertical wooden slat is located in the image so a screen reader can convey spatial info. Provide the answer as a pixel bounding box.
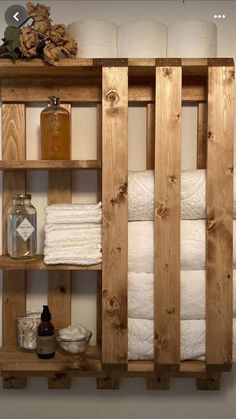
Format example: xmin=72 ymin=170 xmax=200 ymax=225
xmin=97 ymin=103 xmax=120 ymax=388
xmin=102 ymin=66 xmax=128 ymax=369
xmin=146 ymin=103 xmax=155 ymax=170
xmin=2 ymin=103 xmax=27 ymax=389
xmin=47 ymin=103 xmax=72 ymax=389
xmin=206 ymin=66 xmax=234 ymax=370
xmin=197 ymin=103 xmax=207 ymax=169
xmin=154 ymin=66 xmax=182 ymax=371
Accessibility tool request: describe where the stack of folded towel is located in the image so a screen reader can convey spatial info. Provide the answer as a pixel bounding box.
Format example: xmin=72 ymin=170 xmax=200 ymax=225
xmin=127 ymin=169 xmax=236 ymax=361
xmin=44 ymin=202 xmax=102 ymax=265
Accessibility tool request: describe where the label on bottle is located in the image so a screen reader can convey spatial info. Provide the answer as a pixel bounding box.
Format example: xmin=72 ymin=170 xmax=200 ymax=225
xmin=37 ymin=335 xmax=55 ymax=355
xmin=16 ymin=218 xmax=35 ymax=241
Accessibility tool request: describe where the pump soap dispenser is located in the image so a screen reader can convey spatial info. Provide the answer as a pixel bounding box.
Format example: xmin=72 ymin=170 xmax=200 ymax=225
xmin=40 ymin=96 xmax=71 ymax=160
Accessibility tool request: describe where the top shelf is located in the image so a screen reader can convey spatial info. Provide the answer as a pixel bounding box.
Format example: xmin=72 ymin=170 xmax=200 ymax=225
xmin=0 ymin=58 xmax=233 ymax=79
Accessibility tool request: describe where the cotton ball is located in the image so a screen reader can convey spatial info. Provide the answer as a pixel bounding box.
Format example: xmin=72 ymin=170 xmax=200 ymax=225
xmin=68 ymin=343 xmax=80 ymax=354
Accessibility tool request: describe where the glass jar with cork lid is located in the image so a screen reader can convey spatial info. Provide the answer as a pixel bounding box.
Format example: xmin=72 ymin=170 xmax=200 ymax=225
xmin=40 ymin=96 xmax=71 ymax=160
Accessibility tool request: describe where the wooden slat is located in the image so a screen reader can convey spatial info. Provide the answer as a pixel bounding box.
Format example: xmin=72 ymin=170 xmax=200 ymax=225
xmin=47 ymin=104 xmax=72 ymax=389
xmin=2 ymin=79 xmax=206 ymax=103
xmin=102 ymin=67 xmax=128 ymax=369
xmin=206 ymin=66 xmax=234 ymax=370
xmin=2 ymin=103 xmax=27 ymax=389
xmin=0 ymin=160 xmax=101 ymax=170
xmin=197 ymin=103 xmax=207 ymax=169
xmin=146 ymin=377 xmax=170 ymax=390
xmin=146 ymin=103 xmax=155 ymax=169
xmin=154 ymin=66 xmax=182 ymax=371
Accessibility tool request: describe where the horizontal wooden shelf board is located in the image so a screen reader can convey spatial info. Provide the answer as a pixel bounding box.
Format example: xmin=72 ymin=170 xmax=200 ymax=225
xmin=0 ymin=58 xmax=233 ymax=79
xmin=0 ymin=160 xmax=101 ymax=170
xmin=1 ymin=76 xmax=207 ymax=103
xmin=0 ymin=347 xmax=208 ymax=378
xmin=0 ymin=255 xmax=102 ymax=271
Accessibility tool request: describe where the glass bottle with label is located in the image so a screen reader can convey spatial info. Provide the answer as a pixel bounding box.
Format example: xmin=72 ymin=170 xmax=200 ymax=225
xmin=37 ymin=305 xmax=55 ymax=359
xmin=7 ymin=193 xmax=37 ymax=259
xmin=40 ymin=96 xmax=71 ymax=160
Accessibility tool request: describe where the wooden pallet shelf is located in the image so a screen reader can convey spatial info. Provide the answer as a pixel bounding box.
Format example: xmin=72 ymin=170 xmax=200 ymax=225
xmin=0 ymin=58 xmax=234 ymax=390
xmin=0 ymin=346 xmax=206 ymax=379
xmin=0 ymin=160 xmax=101 ymax=170
xmin=0 ymin=255 xmax=102 ymax=271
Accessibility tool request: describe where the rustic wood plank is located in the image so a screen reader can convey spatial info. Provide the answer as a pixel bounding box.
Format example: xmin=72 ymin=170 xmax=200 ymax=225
xmin=2 ymin=79 xmax=206 ymax=103
xmin=96 ymin=103 xmax=120 ymax=388
xmin=2 ymin=104 xmax=27 ymax=389
xmin=97 ymin=377 xmax=120 ymax=389
xmin=197 ymin=103 xmax=207 ymax=169
xmin=206 ymin=66 xmax=234 ymax=370
xmin=0 ymin=160 xmax=101 ymax=170
xmin=196 ymin=372 xmax=221 ymax=390
xmin=102 ymin=66 xmax=128 ymax=369
xmin=47 ymin=104 xmax=72 ymax=389
xmin=146 ymin=103 xmax=155 ymax=169
xmin=154 ymin=66 xmax=182 ymax=371
xmin=146 ymin=377 xmax=170 ymax=390
xmin=0 ymin=254 xmax=101 ymax=270
xmin=2 ymin=374 xmax=27 ymax=389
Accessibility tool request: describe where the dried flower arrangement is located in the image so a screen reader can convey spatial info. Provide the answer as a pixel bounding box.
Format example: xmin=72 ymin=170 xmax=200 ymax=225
xmin=0 ymin=2 xmax=78 ymax=65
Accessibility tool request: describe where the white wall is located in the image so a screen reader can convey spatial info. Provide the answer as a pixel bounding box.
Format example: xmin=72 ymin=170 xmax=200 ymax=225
xmin=0 ymin=1 xmax=235 ymax=418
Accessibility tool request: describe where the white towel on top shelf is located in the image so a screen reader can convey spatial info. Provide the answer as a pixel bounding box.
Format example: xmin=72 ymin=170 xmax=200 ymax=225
xmin=128 ymin=169 xmax=236 ymax=220
xmin=128 ymin=271 xmax=236 ymax=320
xmin=128 ymin=318 xmax=236 ymax=361
xmin=45 ymin=202 xmax=102 ymax=224
xmin=128 ymin=220 xmax=236 ymax=272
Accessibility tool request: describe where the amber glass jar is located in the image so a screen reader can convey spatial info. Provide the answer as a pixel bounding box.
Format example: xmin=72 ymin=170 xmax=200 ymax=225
xmin=40 ymin=96 xmax=71 ymax=159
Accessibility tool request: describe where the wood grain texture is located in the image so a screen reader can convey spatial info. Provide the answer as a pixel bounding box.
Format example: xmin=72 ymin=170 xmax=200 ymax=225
xmin=102 ymin=67 xmax=128 ymax=369
xmin=146 ymin=103 xmax=155 ymax=170
xmin=0 ymin=254 xmax=101 ymax=270
xmin=0 ymin=160 xmax=101 ymax=170
xmin=2 ymin=78 xmax=206 ymax=103
xmin=154 ymin=66 xmax=182 ymax=371
xmin=206 ymin=66 xmax=234 ymax=369
xmin=197 ymin=103 xmax=207 ymax=169
xmin=2 ymin=103 xmax=27 ymax=389
xmin=47 ymin=104 xmax=72 ymax=389
xmin=146 ymin=377 xmax=170 ymax=390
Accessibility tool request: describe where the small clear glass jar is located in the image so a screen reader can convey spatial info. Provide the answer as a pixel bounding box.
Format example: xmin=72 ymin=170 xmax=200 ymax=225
xmin=17 ymin=311 xmax=41 ymax=352
xmin=7 ymin=193 xmax=37 ymax=259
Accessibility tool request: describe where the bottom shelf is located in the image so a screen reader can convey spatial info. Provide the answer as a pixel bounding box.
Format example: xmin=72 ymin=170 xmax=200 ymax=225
xmin=0 ymin=346 xmax=207 ymax=378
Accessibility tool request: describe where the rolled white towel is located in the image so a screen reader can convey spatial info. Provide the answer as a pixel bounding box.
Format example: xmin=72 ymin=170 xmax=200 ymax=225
xmin=128 ymin=221 xmax=236 ymax=272
xmin=128 ymin=169 xmax=236 ymax=220
xmin=128 ymin=318 xmax=236 ymax=361
xmin=128 ymin=271 xmax=236 ymax=320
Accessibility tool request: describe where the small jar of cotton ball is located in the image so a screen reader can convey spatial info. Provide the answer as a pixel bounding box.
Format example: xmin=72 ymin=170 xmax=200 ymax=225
xmin=56 ymin=324 xmax=92 ymax=355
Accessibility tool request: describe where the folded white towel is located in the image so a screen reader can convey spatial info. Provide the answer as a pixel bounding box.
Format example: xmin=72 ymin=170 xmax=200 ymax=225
xmin=128 ymin=318 xmax=236 ymax=361
xmin=128 ymin=271 xmax=236 ymax=320
xmin=128 ymin=169 xmax=236 ymax=220
xmin=44 ymin=245 xmax=101 ymax=256
xmin=128 ymin=221 xmax=236 ymax=272
xmin=45 ymin=202 xmax=102 ymax=213
xmin=44 ymin=255 xmax=101 ymax=265
xmin=45 ymin=202 xmax=102 ymax=224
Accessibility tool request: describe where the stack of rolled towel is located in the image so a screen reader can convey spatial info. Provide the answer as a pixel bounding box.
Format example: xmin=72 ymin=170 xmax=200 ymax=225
xmin=128 ymin=169 xmax=236 ymax=361
xmin=44 ymin=202 xmax=102 ymax=265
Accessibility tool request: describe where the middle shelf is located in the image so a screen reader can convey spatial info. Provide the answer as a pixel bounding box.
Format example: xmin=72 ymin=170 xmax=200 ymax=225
xmin=0 ymin=254 xmax=102 ymax=271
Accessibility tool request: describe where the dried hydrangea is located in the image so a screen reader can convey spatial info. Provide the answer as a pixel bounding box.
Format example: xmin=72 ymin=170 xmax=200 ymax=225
xmin=0 ymin=2 xmax=78 ymax=65
xmin=26 ymin=2 xmax=51 ymax=35
xmin=43 ymin=43 xmax=61 ymax=65
xmin=19 ymin=27 xmax=39 ymax=57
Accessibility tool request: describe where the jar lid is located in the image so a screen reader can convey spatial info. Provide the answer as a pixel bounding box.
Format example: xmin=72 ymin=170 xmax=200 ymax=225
xmin=13 ymin=193 xmax=31 ymax=200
